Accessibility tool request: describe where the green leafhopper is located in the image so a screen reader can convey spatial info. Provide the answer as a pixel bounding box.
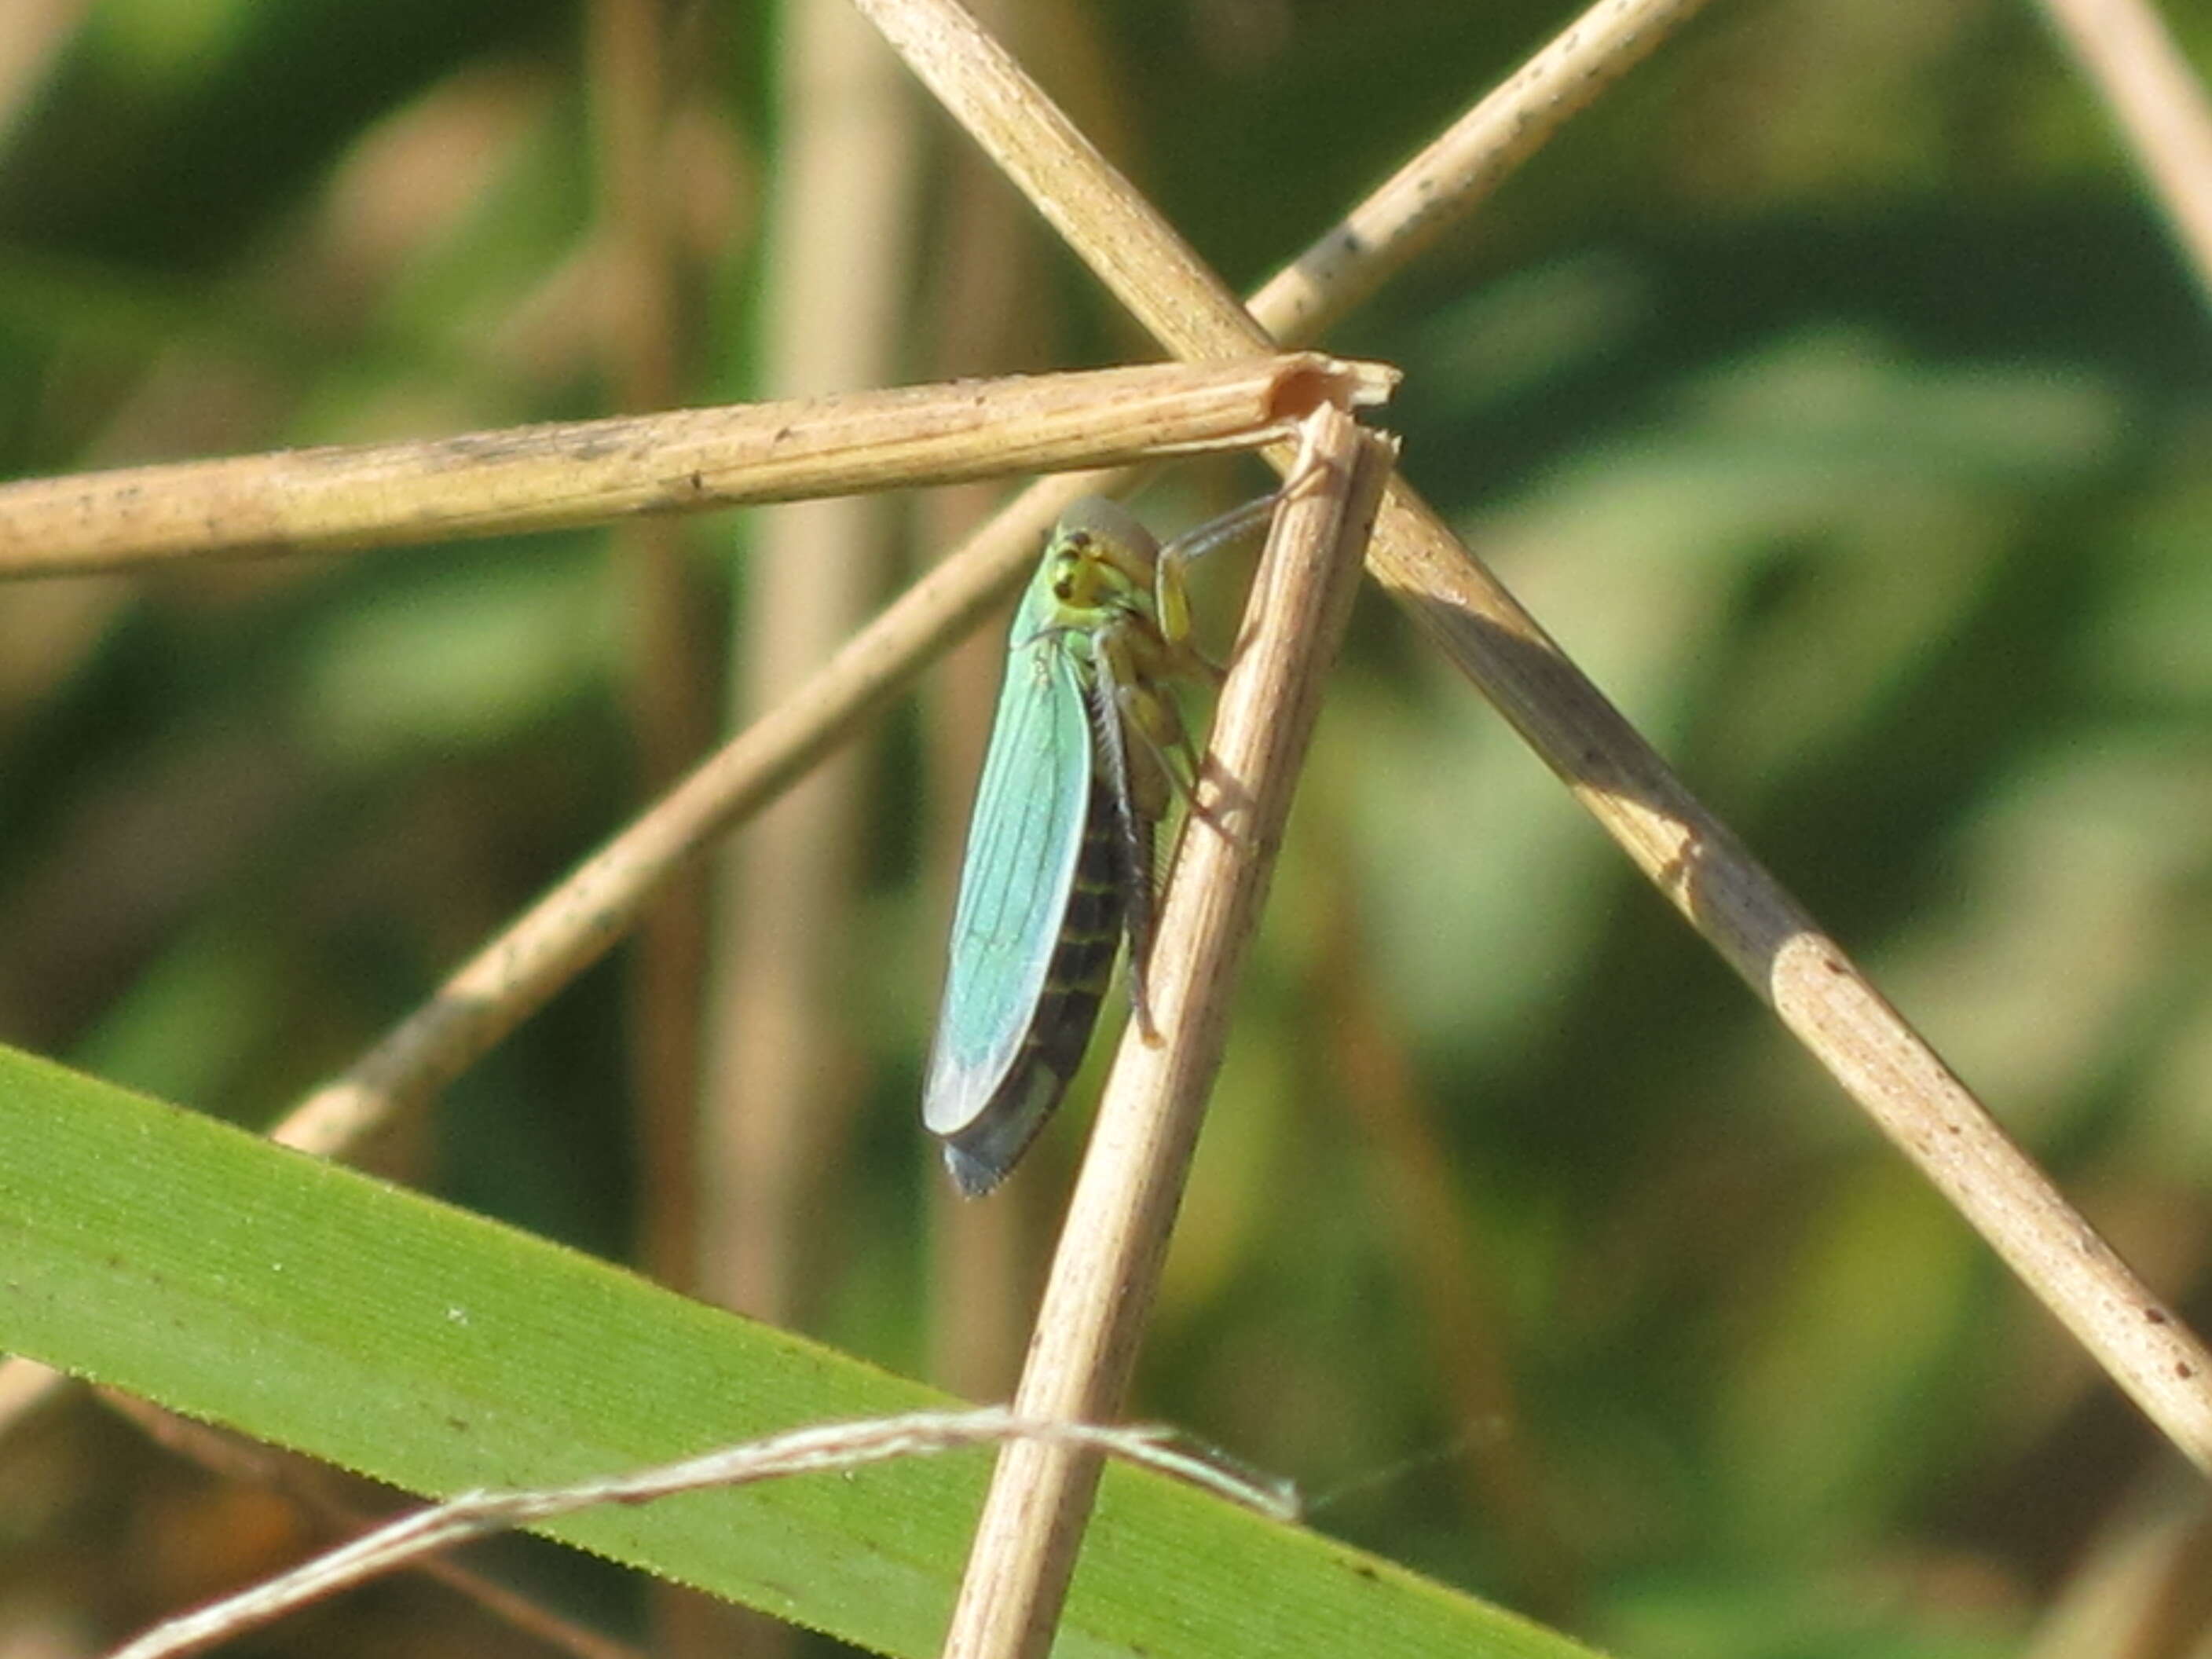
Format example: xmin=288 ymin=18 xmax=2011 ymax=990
xmin=924 ymin=494 xmax=1266 ymax=1196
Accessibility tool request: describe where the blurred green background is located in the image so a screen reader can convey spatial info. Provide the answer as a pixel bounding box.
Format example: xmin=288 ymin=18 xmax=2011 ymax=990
xmin=2 ymin=0 xmax=2209 ymax=1655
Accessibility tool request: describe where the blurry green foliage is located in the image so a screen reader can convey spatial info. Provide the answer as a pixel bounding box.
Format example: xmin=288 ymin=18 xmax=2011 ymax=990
xmin=1 ymin=0 xmax=2208 ymax=1655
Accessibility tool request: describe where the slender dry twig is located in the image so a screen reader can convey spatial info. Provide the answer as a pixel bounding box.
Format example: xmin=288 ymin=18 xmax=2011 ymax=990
xmin=864 ymin=0 xmax=1716 ymax=358
xmin=108 ymin=1408 xmax=1296 ymax=1659
xmin=1249 ymin=0 xmax=1718 ymax=339
xmin=0 ymin=5 xmax=83 ymax=145
xmin=2018 ymin=1474 xmax=2212 ymax=1658
xmin=941 ymin=408 xmax=1393 ymax=1659
xmin=0 ymin=357 xmax=1365 ymax=575
xmin=588 ymin=0 xmax=719 ymax=1308
xmin=586 ymin=8 xmax=723 ymax=1651
xmin=855 ymin=0 xmax=2212 ymax=1481
xmin=2034 ymin=0 xmax=2212 ymax=311
xmin=700 ymin=0 xmax=917 ymax=1341
xmin=102 ymin=1392 xmax=648 ymax=1659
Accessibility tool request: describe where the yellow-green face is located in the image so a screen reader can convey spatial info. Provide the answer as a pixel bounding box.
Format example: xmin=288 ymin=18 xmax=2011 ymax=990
xmin=1033 ymin=496 xmax=1163 ymax=639
xmin=1024 ymin=498 xmax=1192 ymax=822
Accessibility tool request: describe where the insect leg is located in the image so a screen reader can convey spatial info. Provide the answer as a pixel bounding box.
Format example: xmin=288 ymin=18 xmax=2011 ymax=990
xmin=1151 ymin=449 xmax=1342 ymax=657
xmin=1118 ymin=690 xmax=1205 ymax=818
xmin=1086 ymin=646 xmax=1162 ymax=1045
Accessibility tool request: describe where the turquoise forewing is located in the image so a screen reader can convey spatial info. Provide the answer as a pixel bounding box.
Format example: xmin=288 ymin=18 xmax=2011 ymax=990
xmin=922 ymin=570 xmax=1096 ymax=1178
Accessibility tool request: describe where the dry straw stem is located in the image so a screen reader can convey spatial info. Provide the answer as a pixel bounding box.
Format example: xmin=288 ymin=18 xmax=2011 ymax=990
xmin=855 ymin=0 xmax=2212 ymax=1475
xmin=110 ymin=1408 xmax=1294 ymax=1659
xmin=0 ymin=357 xmax=1382 ymax=577
xmin=1257 ymin=0 xmax=1719 ymax=339
xmin=866 ymin=0 xmax=1716 ymax=352
xmin=941 ymin=408 xmax=1393 ymax=1659
xmin=101 ymin=1393 xmax=645 ymax=1659
xmin=699 ymin=0 xmax=921 ymax=1356
xmin=586 ymin=0 xmax=723 ymax=1318
xmin=2034 ymin=0 xmax=2212 ymax=310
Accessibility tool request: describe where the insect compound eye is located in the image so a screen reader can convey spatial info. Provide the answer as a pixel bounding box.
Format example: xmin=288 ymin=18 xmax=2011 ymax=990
xmin=1048 ymin=548 xmax=1090 ymax=604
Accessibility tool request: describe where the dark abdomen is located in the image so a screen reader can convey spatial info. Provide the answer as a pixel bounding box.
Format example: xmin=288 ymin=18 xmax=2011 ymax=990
xmin=938 ymin=781 xmax=1127 ymax=1196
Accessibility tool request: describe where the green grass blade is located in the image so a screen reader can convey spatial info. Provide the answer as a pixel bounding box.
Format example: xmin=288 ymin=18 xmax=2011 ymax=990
xmin=0 ymin=1042 xmax=1599 ymax=1658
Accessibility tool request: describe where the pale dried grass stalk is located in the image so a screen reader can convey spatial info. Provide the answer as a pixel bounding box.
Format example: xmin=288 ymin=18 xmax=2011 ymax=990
xmin=108 ymin=1408 xmax=1295 ymax=1659
xmin=103 ymin=1391 xmax=646 ymax=1659
xmin=2034 ymin=0 xmax=2212 ymax=309
xmin=855 ymin=0 xmax=2212 ymax=1481
xmin=0 ymin=3 xmax=84 ymax=144
xmin=940 ymin=408 xmax=1394 ymax=1659
xmin=698 ymin=0 xmax=920 ymax=1348
xmin=1251 ymin=0 xmax=1719 ymax=339
xmin=0 ymin=357 xmax=1371 ymax=576
xmin=2016 ymin=1476 xmax=2212 ymax=1658
xmin=587 ymin=0 xmax=718 ymax=1306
